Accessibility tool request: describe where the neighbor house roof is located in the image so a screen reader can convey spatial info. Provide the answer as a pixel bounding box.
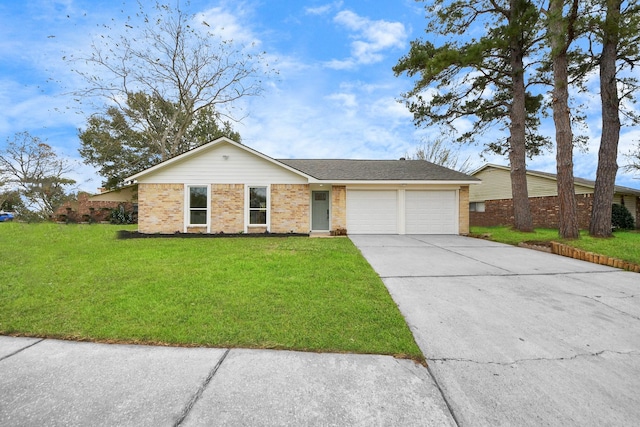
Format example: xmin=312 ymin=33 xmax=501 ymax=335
xmin=278 ymin=159 xmax=479 ymax=182
xmin=88 ymin=183 xmax=138 ymax=202
xmin=472 ymin=164 xmax=640 ymax=196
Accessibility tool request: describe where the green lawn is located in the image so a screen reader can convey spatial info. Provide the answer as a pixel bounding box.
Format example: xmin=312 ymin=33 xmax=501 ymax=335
xmin=470 ymin=226 xmax=640 ymax=265
xmin=0 ymin=223 xmax=422 ymax=360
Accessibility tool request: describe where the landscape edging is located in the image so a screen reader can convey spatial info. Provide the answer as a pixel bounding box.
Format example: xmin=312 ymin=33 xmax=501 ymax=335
xmin=549 ymin=241 xmax=640 ymax=273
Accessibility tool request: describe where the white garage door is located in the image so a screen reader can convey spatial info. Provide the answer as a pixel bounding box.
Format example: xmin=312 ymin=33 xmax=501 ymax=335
xmin=347 ymin=190 xmax=397 ymax=234
xmin=405 ymin=190 xmax=457 ymax=234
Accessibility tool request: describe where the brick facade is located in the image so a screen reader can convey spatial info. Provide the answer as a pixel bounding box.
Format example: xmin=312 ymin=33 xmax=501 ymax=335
xmin=211 ymin=184 xmax=244 ymax=233
xmin=458 ymin=186 xmax=470 ymax=235
xmin=470 ymin=194 xmax=596 ymax=229
xmin=138 ymin=184 xmax=184 ymax=234
xmin=331 ymin=186 xmax=347 ymax=233
xmin=139 ymin=183 xmax=312 ymax=234
xmin=270 ymin=184 xmax=310 ymax=233
xmin=138 ymin=182 xmax=473 ymax=235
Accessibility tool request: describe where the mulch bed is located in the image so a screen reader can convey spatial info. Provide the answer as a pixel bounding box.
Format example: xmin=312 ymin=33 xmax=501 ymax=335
xmin=117 ymin=230 xmax=309 ymax=239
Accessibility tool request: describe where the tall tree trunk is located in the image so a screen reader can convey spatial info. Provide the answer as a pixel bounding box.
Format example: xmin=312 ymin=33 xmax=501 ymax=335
xmin=590 ymin=0 xmax=621 ymax=237
xmin=549 ymin=0 xmax=579 ymax=239
xmin=509 ymin=8 xmax=534 ymax=232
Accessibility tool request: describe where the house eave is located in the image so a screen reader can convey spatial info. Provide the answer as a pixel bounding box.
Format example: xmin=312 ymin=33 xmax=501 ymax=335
xmin=309 ymin=179 xmax=481 ymax=185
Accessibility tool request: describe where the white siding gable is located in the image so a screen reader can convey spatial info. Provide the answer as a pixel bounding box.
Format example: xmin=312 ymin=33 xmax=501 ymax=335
xmin=136 ymin=142 xmax=308 ymax=184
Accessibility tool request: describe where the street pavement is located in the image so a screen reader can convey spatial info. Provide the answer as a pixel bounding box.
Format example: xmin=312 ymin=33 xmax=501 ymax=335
xmin=2 ymin=234 xmax=639 ymax=426
xmin=350 ymin=234 xmax=640 ymax=426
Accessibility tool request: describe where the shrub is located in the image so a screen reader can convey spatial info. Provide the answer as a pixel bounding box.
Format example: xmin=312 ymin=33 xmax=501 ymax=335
xmin=110 ymin=205 xmax=136 ymax=224
xmin=612 ymin=204 xmax=635 ymax=230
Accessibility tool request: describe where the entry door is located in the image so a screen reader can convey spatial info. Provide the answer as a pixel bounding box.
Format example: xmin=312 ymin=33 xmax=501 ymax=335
xmin=312 ymin=191 xmax=330 ymax=230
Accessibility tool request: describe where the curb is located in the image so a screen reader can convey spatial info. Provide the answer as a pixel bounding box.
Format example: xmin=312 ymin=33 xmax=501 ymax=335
xmin=549 ymin=241 xmax=640 ymax=273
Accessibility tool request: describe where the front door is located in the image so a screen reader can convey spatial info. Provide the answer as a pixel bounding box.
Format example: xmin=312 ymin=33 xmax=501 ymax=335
xmin=312 ymin=191 xmax=330 ymax=230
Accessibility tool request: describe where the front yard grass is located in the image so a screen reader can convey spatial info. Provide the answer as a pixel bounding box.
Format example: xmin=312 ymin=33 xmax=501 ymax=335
xmin=0 ymin=223 xmax=422 ymax=361
xmin=471 ymin=226 xmax=640 ymax=265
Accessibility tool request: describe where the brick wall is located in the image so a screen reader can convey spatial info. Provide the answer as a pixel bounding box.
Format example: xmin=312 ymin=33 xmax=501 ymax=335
xmin=458 ymin=186 xmax=470 ymax=235
xmin=54 ymin=192 xmax=135 ymax=223
xmin=331 ymin=186 xmax=347 ymax=233
xmin=211 ymin=184 xmax=244 ymax=233
xmin=270 ymin=184 xmax=310 ymax=233
xmin=138 ymin=184 xmax=183 ymax=233
xmin=470 ymin=194 xmax=594 ymax=229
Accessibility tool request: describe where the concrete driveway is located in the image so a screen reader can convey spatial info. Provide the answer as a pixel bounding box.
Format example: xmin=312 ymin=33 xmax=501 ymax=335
xmin=350 ymin=234 xmax=640 ymax=426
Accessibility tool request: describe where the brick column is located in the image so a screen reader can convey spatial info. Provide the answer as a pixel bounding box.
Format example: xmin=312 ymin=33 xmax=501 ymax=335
xmin=331 ymin=186 xmax=347 ymax=232
xmin=458 ymin=186 xmax=469 ymax=235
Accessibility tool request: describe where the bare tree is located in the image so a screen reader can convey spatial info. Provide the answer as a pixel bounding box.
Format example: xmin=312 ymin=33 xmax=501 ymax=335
xmin=625 ymin=149 xmax=640 ymax=176
xmin=404 ymin=138 xmax=473 ymax=173
xmin=67 ymin=1 xmax=273 ymax=163
xmin=0 ymin=132 xmax=75 ymax=218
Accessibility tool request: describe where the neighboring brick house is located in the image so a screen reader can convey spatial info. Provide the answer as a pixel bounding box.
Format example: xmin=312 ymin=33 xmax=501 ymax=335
xmin=125 ymin=137 xmax=480 ymax=235
xmin=469 ymin=164 xmax=640 ymax=229
xmin=55 ymin=186 xmax=137 ymax=223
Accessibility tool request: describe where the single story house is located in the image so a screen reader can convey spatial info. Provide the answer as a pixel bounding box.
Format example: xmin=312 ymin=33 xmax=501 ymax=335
xmin=124 ymin=137 xmax=480 ymax=235
xmin=469 ymin=164 xmax=640 ymax=229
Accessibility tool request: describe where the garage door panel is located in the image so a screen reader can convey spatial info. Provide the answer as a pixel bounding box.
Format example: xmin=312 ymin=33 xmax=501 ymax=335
xmin=347 ymin=189 xmax=458 ymax=235
xmin=405 ymin=191 xmax=457 ymax=234
xmin=347 ymin=190 xmax=397 ymax=234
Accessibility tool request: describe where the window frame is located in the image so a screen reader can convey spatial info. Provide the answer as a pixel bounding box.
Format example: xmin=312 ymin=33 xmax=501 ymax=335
xmin=185 ymin=184 xmax=210 ymax=231
xmin=246 ymin=185 xmax=269 ymax=230
xmin=469 ymin=201 xmax=486 ymax=213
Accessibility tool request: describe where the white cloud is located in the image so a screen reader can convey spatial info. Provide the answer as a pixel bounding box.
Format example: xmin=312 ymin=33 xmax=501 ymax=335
xmin=324 ymin=58 xmax=356 ymax=70
xmin=369 ymin=97 xmax=412 ymax=122
xmin=329 ymin=10 xmax=407 ymax=67
xmin=326 ymin=92 xmax=358 ymax=109
xmin=197 ymin=3 xmax=260 ymax=46
xmin=305 ymin=1 xmax=344 ymax=16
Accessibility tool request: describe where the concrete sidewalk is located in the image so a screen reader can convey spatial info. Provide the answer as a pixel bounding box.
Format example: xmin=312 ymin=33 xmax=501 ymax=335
xmin=350 ymin=234 xmax=640 ymax=426
xmin=0 ymin=336 xmax=455 ymax=426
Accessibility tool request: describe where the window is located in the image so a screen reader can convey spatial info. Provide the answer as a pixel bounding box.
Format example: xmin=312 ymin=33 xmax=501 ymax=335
xmin=188 ymin=186 xmax=208 ymax=225
xmin=314 ymin=192 xmax=327 ymax=201
xmin=249 ymin=186 xmax=267 ymax=225
xmin=469 ymin=202 xmax=486 ymax=213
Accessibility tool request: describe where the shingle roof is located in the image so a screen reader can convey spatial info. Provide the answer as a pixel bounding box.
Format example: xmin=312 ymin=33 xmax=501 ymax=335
xmin=277 ymin=159 xmax=479 ymax=181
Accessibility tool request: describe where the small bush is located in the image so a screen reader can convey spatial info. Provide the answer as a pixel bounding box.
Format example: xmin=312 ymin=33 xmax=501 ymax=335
xmin=110 ymin=205 xmax=135 ymax=224
xmin=612 ymin=204 xmax=635 ymax=230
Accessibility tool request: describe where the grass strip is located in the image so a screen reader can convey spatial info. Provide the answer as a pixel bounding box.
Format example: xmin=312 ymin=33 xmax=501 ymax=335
xmin=470 ymin=226 xmax=640 ymax=265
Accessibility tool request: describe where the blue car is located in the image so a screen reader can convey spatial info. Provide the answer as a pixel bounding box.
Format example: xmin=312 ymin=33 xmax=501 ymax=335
xmin=0 ymin=212 xmax=14 ymax=222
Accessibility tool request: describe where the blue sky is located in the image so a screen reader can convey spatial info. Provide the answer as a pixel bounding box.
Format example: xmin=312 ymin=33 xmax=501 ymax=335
xmin=1 ymin=0 xmax=639 ymax=192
